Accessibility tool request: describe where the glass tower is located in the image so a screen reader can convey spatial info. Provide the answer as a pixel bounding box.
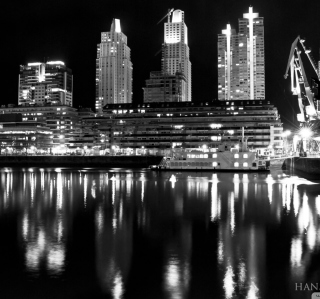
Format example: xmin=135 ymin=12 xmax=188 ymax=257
xmin=19 ymin=61 xmax=73 ymax=106
xmin=95 ymin=19 xmax=133 ymax=114
xmin=162 ymin=10 xmax=192 ymax=102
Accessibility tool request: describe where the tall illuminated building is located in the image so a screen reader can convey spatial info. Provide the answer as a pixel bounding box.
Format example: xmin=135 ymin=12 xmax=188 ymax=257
xmin=95 ymin=19 xmax=133 ymax=114
xmin=218 ymin=7 xmax=265 ymax=100
xmin=162 ymin=9 xmax=191 ymax=102
xmin=19 ymin=61 xmax=73 ymax=106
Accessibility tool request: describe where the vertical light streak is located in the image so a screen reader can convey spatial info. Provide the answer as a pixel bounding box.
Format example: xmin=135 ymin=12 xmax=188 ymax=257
xmin=141 ymin=180 xmax=145 ymax=202
xmin=112 ymin=180 xmax=116 ymax=205
xmin=293 ymin=186 xmax=300 ymax=216
xmin=22 ymin=212 xmax=29 ymax=240
xmin=229 ymin=192 xmax=235 ymax=234
xmin=57 ymin=173 xmax=63 ymax=210
xmin=223 ymin=265 xmax=235 ymax=299
xmin=84 ymin=174 xmax=87 ymax=208
xmin=211 ymin=181 xmax=220 ymax=222
xmin=290 ymin=237 xmax=303 ymax=267
xmin=95 ymin=205 xmax=104 ymax=233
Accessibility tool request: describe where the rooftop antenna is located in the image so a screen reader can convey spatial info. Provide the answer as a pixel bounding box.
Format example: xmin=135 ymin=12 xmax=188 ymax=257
xmin=157 ymin=8 xmax=174 ymax=25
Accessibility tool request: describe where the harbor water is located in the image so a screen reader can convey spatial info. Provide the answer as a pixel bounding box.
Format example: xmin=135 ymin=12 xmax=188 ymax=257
xmin=0 ymin=167 xmax=319 ymax=299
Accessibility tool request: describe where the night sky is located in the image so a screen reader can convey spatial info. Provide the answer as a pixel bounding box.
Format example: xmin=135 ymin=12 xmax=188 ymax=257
xmin=3 ymin=0 xmax=320 ymax=130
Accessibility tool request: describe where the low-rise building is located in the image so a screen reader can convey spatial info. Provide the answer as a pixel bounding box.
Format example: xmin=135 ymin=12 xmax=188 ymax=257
xmin=0 ymin=114 xmax=52 ymax=154
xmin=81 ymin=100 xmax=283 ymax=156
xmin=0 ymin=104 xmax=79 ymax=151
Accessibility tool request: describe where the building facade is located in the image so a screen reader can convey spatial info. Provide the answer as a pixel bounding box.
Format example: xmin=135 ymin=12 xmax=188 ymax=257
xmin=218 ymin=7 xmax=265 ymax=101
xmin=143 ymin=71 xmax=187 ymax=102
xmin=95 ymin=19 xmax=133 ymax=113
xmin=78 ymin=100 xmax=283 ymax=155
xmin=162 ymin=10 xmax=191 ymax=102
xmin=19 ymin=61 xmax=73 ymax=106
xmin=0 ymin=104 xmax=79 ymax=150
xmin=0 ymin=114 xmax=52 ymax=154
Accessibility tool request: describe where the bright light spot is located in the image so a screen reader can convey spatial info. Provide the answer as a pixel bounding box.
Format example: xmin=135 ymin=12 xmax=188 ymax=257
xmin=299 ymin=127 xmax=312 ymax=138
xmin=210 ymin=124 xmax=222 ymax=129
xmin=290 ymin=237 xmax=302 ymax=267
xmin=223 ymin=265 xmax=235 ymax=299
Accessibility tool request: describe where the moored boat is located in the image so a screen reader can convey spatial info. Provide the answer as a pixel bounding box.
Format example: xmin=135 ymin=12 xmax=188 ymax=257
xmin=150 ymin=134 xmax=270 ymax=172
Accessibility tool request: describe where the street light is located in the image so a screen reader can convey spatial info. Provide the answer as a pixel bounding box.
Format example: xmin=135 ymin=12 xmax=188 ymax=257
xmin=298 ymin=127 xmax=312 ymax=156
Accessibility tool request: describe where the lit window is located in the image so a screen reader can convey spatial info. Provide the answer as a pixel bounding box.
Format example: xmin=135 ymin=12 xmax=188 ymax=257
xmin=212 ymin=162 xmax=217 ymax=167
xmin=234 ymin=162 xmax=239 ymax=167
xmin=243 ymin=162 xmax=248 ymax=167
xmin=234 ymin=154 xmax=239 ymax=158
xmin=212 ymin=153 xmax=217 ymax=158
xmin=204 ymin=154 xmax=208 ymax=158
xmin=243 ymin=154 xmax=248 ymax=158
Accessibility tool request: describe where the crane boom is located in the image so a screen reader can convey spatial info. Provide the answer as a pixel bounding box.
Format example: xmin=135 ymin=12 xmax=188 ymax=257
xmin=284 ymin=36 xmax=319 ymax=122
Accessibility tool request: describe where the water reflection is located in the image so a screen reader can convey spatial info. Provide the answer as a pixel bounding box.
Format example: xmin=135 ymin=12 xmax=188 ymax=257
xmin=0 ymin=169 xmax=319 ymax=298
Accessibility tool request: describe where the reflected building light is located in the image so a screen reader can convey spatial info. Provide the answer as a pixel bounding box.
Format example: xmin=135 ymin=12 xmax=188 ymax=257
xmin=30 ymin=173 xmax=35 ymax=205
xmin=242 ymin=174 xmax=248 ymax=214
xmin=57 ymin=218 xmax=63 ymax=242
xmin=38 ymin=230 xmax=46 ymax=252
xmin=290 ymin=237 xmax=303 ymax=267
xmin=23 ymin=172 xmax=26 ymax=192
xmin=218 ymin=233 xmax=224 ymax=264
xmin=141 ymin=180 xmax=145 ymax=202
xmin=126 ymin=179 xmax=132 ymax=199
xmin=316 ymin=195 xmax=320 ymax=216
xmin=119 ymin=201 xmax=123 ymax=227
xmin=223 ymin=265 xmax=235 ymax=299
xmin=10 ymin=172 xmax=13 ymax=194
xmin=112 ymin=180 xmax=116 ymax=205
xmin=247 ymin=279 xmax=259 ymax=299
xmin=47 ymin=245 xmax=65 ymax=274
xmin=99 ymin=174 xmax=103 ymax=191
xmin=112 ymin=271 xmax=124 ymax=299
xmin=112 ymin=212 xmax=117 ymax=232
xmin=286 ymin=184 xmax=291 ymax=212
xmin=26 ymin=244 xmax=40 ymax=271
xmin=298 ymin=194 xmax=310 ymax=233
xmin=233 ymin=174 xmax=240 ymax=199
xmin=57 ymin=173 xmax=63 ymax=210
xmin=95 ymin=206 xmax=104 ymax=233
xmin=229 ymin=192 xmax=235 ymax=234
xmin=307 ymin=216 xmax=316 ymax=250
xmin=79 ymin=173 xmax=82 ymax=185
xmin=68 ymin=179 xmax=70 ymax=190
xmin=6 ymin=173 xmax=10 ymax=201
xmin=211 ymin=182 xmax=220 ymax=221
xmin=238 ymin=261 xmax=246 ymax=289
xmin=164 ymin=256 xmax=189 ymax=299
xmin=41 ymin=171 xmax=44 ymax=191
xmin=266 ymin=174 xmax=274 ymax=204
xmin=293 ymin=186 xmax=300 ymax=216
xmin=22 ymin=213 xmax=29 ymax=240
xmin=84 ymin=175 xmax=87 ymax=207
xmin=91 ymin=180 xmax=96 ymax=199
xmin=50 ymin=179 xmax=53 ymax=200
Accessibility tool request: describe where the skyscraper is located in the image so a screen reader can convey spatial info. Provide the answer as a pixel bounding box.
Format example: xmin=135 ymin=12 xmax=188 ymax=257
xmin=95 ymin=19 xmax=133 ymax=113
xmin=218 ymin=7 xmax=265 ymax=101
xmin=19 ymin=61 xmax=73 ymax=106
xmin=162 ymin=10 xmax=191 ymax=102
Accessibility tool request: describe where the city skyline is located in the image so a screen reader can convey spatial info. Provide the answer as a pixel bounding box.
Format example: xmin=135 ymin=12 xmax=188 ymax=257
xmin=4 ymin=0 xmax=320 ymax=129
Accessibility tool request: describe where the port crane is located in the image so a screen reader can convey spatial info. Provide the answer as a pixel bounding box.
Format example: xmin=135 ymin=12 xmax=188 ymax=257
xmin=284 ymin=36 xmax=320 ymax=123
